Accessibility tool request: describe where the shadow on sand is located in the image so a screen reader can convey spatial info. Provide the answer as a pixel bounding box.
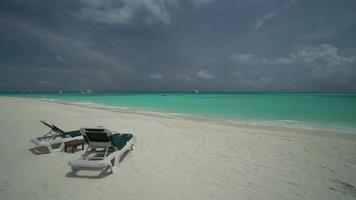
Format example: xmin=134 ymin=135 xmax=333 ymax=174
xmin=28 ymin=146 xmax=51 ymax=155
xmin=65 ymin=151 xmax=131 ymax=179
xmin=65 ymin=167 xmax=113 ymax=179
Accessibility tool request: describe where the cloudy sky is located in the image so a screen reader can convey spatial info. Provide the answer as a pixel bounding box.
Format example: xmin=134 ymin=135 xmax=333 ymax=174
xmin=1 ymin=0 xmax=356 ymax=92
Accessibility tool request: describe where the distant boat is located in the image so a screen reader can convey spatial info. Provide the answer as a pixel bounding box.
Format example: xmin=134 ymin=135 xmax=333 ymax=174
xmin=81 ymin=89 xmax=93 ymax=95
xmin=22 ymin=89 xmax=32 ymax=94
xmin=58 ymin=90 xmax=63 ymax=94
xmin=191 ymin=89 xmax=199 ymax=94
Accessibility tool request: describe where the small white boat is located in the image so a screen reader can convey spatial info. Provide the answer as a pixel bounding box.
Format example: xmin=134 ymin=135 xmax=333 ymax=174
xmin=81 ymin=89 xmax=93 ymax=95
xmin=192 ymin=89 xmax=199 ymax=94
xmin=22 ymin=89 xmax=32 ymax=94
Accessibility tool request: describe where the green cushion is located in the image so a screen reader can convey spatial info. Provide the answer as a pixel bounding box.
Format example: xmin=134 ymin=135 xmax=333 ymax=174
xmin=85 ymin=131 xmax=111 ymax=142
xmin=110 ymin=133 xmax=133 ymax=150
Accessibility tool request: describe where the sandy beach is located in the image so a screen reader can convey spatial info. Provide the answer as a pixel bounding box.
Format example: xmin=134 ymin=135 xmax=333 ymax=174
xmin=0 ymin=96 xmax=355 ymax=200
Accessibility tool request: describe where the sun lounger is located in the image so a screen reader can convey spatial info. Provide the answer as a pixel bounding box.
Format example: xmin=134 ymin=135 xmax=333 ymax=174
xmin=68 ymin=127 xmax=135 ymax=173
xmin=30 ymin=120 xmax=83 ymax=153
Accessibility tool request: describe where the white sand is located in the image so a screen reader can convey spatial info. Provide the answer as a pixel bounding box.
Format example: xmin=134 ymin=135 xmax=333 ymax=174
xmin=0 ymin=96 xmax=355 ymax=200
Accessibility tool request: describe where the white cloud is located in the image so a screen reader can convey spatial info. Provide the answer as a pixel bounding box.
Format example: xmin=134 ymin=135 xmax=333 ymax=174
xmin=274 ymin=57 xmax=293 ymax=65
xmin=255 ymin=11 xmax=275 ymax=29
xmin=149 ymin=73 xmax=163 ymax=79
xmin=183 ymin=75 xmax=192 ymax=81
xmin=229 ymin=54 xmax=256 ymax=62
xmin=254 ymin=0 xmax=295 ymax=30
xmin=231 ymin=44 xmax=356 ymax=68
xmin=294 ymin=44 xmax=356 ymax=66
xmin=197 ymin=69 xmax=215 ymax=79
xmin=231 ymin=44 xmax=356 ymax=80
xmin=56 ymin=55 xmax=64 ymax=62
xmin=260 ymin=76 xmax=271 ymax=84
xmin=229 ymin=53 xmax=268 ymax=64
xmin=293 ymin=44 xmax=356 ymax=79
xmin=77 ymin=0 xmax=216 ymax=25
xmin=78 ymin=0 xmax=180 ymax=25
xmin=37 ymin=80 xmax=51 ymax=85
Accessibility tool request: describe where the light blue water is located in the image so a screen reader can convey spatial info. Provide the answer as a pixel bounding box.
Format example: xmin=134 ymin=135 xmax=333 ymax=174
xmin=2 ymin=92 xmax=356 ymax=132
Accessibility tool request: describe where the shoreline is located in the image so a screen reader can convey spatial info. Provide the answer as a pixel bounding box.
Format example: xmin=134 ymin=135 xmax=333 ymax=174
xmin=14 ymin=96 xmax=356 ymax=136
xmin=53 ymin=99 xmax=356 ymax=139
xmin=2 ymin=96 xmax=356 ymax=140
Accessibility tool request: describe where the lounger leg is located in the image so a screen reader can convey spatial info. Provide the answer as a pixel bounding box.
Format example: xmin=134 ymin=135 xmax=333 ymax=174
xmin=72 ymin=146 xmax=77 ymax=153
xmin=71 ymin=167 xmax=79 ymax=172
xmin=58 ymin=143 xmax=65 ymax=152
xmin=114 ymin=154 xmax=121 ymax=173
xmin=46 ymin=144 xmax=53 ymax=153
xmin=111 ymin=160 xmax=118 ymax=173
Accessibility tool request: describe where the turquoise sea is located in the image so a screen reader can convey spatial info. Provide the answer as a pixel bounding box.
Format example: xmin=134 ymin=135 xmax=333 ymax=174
xmin=2 ymin=92 xmax=356 ymax=133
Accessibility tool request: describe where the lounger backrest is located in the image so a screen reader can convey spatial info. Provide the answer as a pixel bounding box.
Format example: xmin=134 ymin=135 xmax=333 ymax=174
xmin=51 ymin=124 xmax=66 ymax=135
xmin=40 ymin=120 xmax=53 ymax=129
xmin=80 ymin=128 xmax=112 ymax=147
xmin=39 ymin=120 xmax=65 ymax=136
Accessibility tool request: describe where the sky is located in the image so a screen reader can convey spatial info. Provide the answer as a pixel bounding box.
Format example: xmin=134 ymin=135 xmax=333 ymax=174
xmin=1 ymin=0 xmax=356 ymax=92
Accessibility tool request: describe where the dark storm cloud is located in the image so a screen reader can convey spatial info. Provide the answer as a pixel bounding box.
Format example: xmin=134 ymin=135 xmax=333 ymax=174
xmin=1 ymin=0 xmax=356 ymax=92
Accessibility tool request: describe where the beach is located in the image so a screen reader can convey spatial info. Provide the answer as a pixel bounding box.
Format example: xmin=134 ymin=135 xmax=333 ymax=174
xmin=0 ymin=96 xmax=355 ymax=200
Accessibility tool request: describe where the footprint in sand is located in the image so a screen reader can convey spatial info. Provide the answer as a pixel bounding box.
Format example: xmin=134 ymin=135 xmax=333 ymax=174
xmin=0 ymin=181 xmax=12 ymax=192
xmin=329 ymin=179 xmax=356 ymax=197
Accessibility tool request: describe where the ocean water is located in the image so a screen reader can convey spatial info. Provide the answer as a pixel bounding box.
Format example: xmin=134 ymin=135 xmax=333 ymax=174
xmin=2 ymin=92 xmax=356 ymax=133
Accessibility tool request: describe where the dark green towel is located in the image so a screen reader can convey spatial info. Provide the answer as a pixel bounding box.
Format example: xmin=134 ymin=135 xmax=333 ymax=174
xmin=63 ymin=130 xmax=81 ymax=138
xmin=110 ymin=133 xmax=133 ymax=150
